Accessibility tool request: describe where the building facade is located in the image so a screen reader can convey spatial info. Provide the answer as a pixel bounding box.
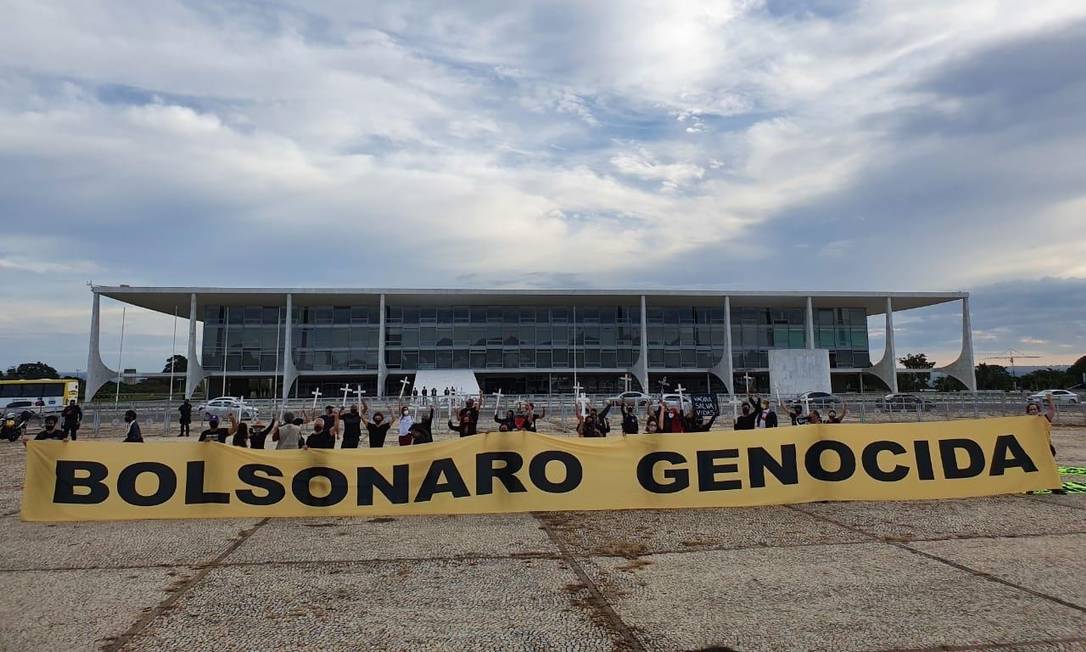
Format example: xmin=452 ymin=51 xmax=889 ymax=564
xmin=84 ymin=287 xmax=977 ymax=401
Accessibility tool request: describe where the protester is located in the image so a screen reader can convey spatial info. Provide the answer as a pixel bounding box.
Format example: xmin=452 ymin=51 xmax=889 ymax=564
xmin=658 ymin=400 xmax=685 ymax=433
xmin=645 ymin=405 xmax=660 ymax=433
xmin=494 ymin=409 xmax=517 ymax=432
xmin=30 ymin=415 xmax=66 ymax=441
xmin=273 ymin=411 xmax=303 ymax=450
xmin=807 ymin=410 xmax=823 ymax=424
xmin=122 ymin=410 xmax=143 ymax=442
xmin=523 ymin=403 xmax=544 ymax=431
xmin=199 ymin=415 xmax=231 ymax=443
xmin=398 ymin=405 xmax=415 ymax=446
xmin=620 ymin=402 xmax=639 ymax=434
xmin=734 ymin=403 xmax=756 ymax=430
xmin=451 ymin=397 xmax=480 ymax=437
xmin=339 ymin=404 xmax=364 ymax=449
xmin=306 ymin=417 xmax=335 ymax=449
xmin=361 ymin=400 xmax=393 ymax=448
xmin=576 ymin=409 xmax=606 ymax=437
xmin=1028 ymin=394 xmax=1066 ymax=494
xmin=226 ymin=411 xmax=249 ymax=447
xmin=755 ymin=399 xmax=778 ymax=429
xmin=319 ymin=405 xmax=338 ymax=437
xmin=593 ymin=404 xmax=612 ymax=435
xmin=178 ymin=399 xmax=193 ymax=437
xmin=827 ymin=403 xmax=849 ymax=424
xmin=409 ymin=406 xmax=435 ymax=444
xmin=788 ymin=404 xmax=807 ymax=426
xmin=687 ymin=408 xmax=718 ymax=432
xmin=248 ymin=417 xmax=277 ymax=449
xmin=61 ymin=400 xmax=82 ymax=440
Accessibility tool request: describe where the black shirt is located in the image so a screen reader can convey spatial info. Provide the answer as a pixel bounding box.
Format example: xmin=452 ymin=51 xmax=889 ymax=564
xmin=457 ymin=407 xmax=479 ymax=436
xmin=124 ymin=421 xmax=144 ymax=442
xmin=179 ymin=403 xmax=193 ymax=422
xmin=340 ymin=413 xmax=363 ymax=440
xmin=61 ymin=405 xmax=82 ymax=428
xmin=199 ymin=427 xmax=230 ymax=443
xmin=734 ymin=414 xmax=756 ymax=430
xmin=410 ymin=408 xmax=434 ymax=443
xmin=34 ymin=428 xmax=65 ymax=440
xmin=307 ymin=430 xmax=335 ymax=449
xmin=249 ymin=421 xmax=275 ymax=449
xmin=319 ymin=414 xmax=337 ymax=434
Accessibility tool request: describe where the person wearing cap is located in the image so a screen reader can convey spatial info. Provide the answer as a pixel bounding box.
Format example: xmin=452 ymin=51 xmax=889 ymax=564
xmin=199 ymin=415 xmax=230 ymax=443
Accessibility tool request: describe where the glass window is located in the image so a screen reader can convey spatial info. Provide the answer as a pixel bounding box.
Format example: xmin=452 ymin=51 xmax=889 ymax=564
xmin=419 ymin=350 xmax=435 ymax=369
xmin=332 ymin=328 xmax=349 ymax=348
xmin=402 ymin=328 xmax=419 ymax=348
xmin=436 ymin=327 xmax=453 ymax=347
xmin=386 ymin=327 xmax=401 ymax=346
xmin=648 ymin=350 xmax=664 ymax=366
xmin=664 ymin=350 xmax=680 ymax=368
xmin=262 ymin=307 xmax=279 ymax=324
xmin=552 ymin=349 xmax=568 ymax=367
xmin=260 ymin=353 xmax=277 ymax=371
xmin=469 ymin=351 xmax=486 ymax=368
xmin=227 ymin=307 xmax=244 ymax=325
xmin=403 ymin=307 xmax=420 ymax=324
xmin=503 ymin=329 xmax=519 ymax=346
xmin=536 ymin=326 xmax=552 ymax=346
xmin=600 ymin=327 xmax=617 ymax=347
xmin=817 ymin=309 xmax=834 ymax=326
xmin=537 ymin=350 xmax=552 ymax=368
xmin=601 ymin=349 xmax=617 ymax=368
xmin=437 ymin=350 xmax=453 ymax=368
xmin=851 ymin=328 xmax=868 ymax=348
xmin=453 ymin=326 xmax=470 ymax=347
xmin=453 ymin=350 xmax=469 ymax=367
xmin=333 ymin=307 xmax=350 ymax=324
xmin=647 ymin=307 xmax=664 ymax=324
xmin=261 ymin=327 xmax=278 ymax=350
xmin=386 ymin=305 xmax=402 ymax=323
xmin=503 ymin=351 xmax=519 ymax=368
xmin=836 ymin=328 xmax=851 ymax=348
xmin=204 ymin=306 xmax=223 ymax=324
xmin=313 ymin=350 xmax=331 ymax=370
xmin=454 ymin=307 xmax=470 ymax=323
xmin=420 ymin=327 xmax=436 ymax=347
xmin=697 ymin=350 xmax=715 ymax=367
xmin=772 ymin=326 xmax=788 ymax=348
xmin=470 ymin=307 xmax=486 ymax=323
xmin=680 ymin=326 xmax=695 ymax=346
xmin=617 ymin=348 xmax=633 ymax=367
xmin=851 ymin=308 xmax=866 ymax=324
xmin=437 ymin=307 xmax=453 ymax=323
xmin=818 ymin=328 xmax=834 ymax=348
xmin=583 ymin=326 xmax=600 ymax=347
xmin=420 ymin=307 xmax=437 ymax=323
xmin=314 ymin=307 xmax=333 ymax=325
xmin=486 ymin=325 xmax=502 ymax=346
xmin=350 ymin=306 xmax=369 ymax=323
xmin=332 ymin=351 xmax=348 ymax=369
xmin=551 ymin=307 xmax=569 ymax=323
xmin=836 ymin=350 xmax=853 ymax=368
xmin=681 ymin=349 xmax=696 ymax=367
xmin=486 ymin=350 xmax=502 ymax=368
xmin=584 ymin=349 xmax=601 ymax=367
xmin=471 ymin=327 xmax=486 ymax=348
xmin=789 ymin=328 xmax=806 ymax=348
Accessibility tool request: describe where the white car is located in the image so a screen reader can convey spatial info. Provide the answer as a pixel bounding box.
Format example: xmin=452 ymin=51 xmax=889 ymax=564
xmin=660 ymin=393 xmax=693 ymax=410
xmin=606 ymin=391 xmax=652 ymax=406
xmin=196 ymin=397 xmax=259 ymax=420
xmin=1028 ymin=389 xmax=1080 ymax=404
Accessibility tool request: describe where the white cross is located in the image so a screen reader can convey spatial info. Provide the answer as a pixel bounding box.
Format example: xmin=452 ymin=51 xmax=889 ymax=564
xmin=572 ymin=382 xmax=583 ymax=396
xmin=398 ymin=377 xmax=411 ymax=400
xmin=444 ymin=393 xmax=457 ymax=420
xmin=310 ymin=388 xmax=322 ymax=408
xmin=742 ymin=373 xmax=753 ymax=394
xmin=352 ymin=385 xmax=366 ymax=402
xmin=340 ymin=384 xmax=352 ymax=406
xmin=675 ymin=384 xmax=687 ymax=411
xmin=620 ymin=374 xmax=632 ymax=393
xmin=494 ymin=388 xmax=503 ymax=413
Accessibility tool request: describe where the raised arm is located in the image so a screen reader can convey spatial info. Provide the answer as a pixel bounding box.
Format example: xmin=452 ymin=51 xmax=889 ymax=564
xmin=228 ymin=411 xmax=239 ymax=435
xmin=1045 ymin=395 xmax=1056 ymax=422
xmin=657 ymin=400 xmax=666 ymax=431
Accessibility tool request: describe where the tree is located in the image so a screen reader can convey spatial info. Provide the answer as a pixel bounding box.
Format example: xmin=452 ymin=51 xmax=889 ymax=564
xmin=933 ymin=375 xmax=965 ymax=392
xmin=897 ymin=353 xmax=935 ymax=392
xmin=4 ymin=361 xmax=59 ymax=379
xmin=975 ymin=363 xmax=1014 ymax=391
xmin=1068 ymin=355 xmax=1086 ymax=387
xmin=1019 ymin=367 xmax=1072 ymax=391
xmin=163 ymin=354 xmax=188 ymax=374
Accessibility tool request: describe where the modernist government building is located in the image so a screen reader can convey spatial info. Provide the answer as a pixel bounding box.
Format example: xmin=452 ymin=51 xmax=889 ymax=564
xmin=84 ymin=287 xmax=977 ymax=402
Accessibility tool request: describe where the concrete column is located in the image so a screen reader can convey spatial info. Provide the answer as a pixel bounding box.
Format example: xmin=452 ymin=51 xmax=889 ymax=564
xmin=869 ymin=296 xmax=899 ymax=393
xmin=280 ymin=294 xmax=298 ymax=405
xmin=630 ymin=295 xmax=649 ymax=393
xmin=84 ymin=290 xmax=118 ymax=402
xmin=805 ymin=296 xmax=815 ymax=350
xmin=709 ymin=295 xmax=735 ymax=395
xmin=184 ymin=293 xmax=207 ymax=399
xmin=935 ymin=295 xmax=977 ymax=391
xmin=377 ymin=293 xmax=388 ymax=397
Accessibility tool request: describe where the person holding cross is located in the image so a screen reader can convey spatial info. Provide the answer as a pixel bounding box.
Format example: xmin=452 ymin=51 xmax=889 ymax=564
xmin=409 ymin=405 xmax=435 ymax=444
xmin=397 ymin=404 xmax=415 ymax=446
xmin=339 ymin=402 xmax=364 ymax=449
xmin=448 ymin=396 xmax=481 ymax=437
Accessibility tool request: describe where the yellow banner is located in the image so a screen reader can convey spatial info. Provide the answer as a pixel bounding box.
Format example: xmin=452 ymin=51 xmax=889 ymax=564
xmin=21 ymin=416 xmax=1058 ymax=522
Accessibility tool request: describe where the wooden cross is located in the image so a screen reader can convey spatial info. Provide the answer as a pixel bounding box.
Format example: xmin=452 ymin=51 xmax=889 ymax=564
xmin=310 ymin=387 xmax=322 ymax=408
xmin=340 ymin=384 xmax=352 ymax=406
xmin=620 ymin=374 xmax=632 ymax=393
xmin=398 ymin=377 xmax=411 ymax=400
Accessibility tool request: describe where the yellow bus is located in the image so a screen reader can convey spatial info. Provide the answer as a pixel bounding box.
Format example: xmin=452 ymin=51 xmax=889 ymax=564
xmin=0 ymin=379 xmax=80 ymax=413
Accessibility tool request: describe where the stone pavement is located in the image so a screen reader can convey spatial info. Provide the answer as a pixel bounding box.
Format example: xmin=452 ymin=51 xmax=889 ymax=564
xmin=1 ymin=429 xmax=1085 ymax=651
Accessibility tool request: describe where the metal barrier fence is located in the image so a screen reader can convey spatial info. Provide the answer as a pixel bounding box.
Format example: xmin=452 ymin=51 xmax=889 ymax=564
xmin=49 ymin=391 xmax=1086 ymax=438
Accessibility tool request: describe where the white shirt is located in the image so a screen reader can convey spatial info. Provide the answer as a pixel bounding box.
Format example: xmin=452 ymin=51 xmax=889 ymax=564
xmin=398 ymin=414 xmax=415 ymax=436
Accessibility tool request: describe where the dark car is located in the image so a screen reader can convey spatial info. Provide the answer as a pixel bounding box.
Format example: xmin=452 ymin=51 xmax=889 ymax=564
xmin=881 ymin=393 xmax=935 ymax=412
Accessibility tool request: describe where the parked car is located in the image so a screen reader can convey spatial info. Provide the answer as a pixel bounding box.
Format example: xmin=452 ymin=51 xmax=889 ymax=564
xmin=606 ymin=391 xmax=652 ymax=406
xmin=881 ymin=393 xmax=936 ymax=412
xmin=660 ymin=393 xmax=693 ymax=410
xmin=196 ymin=397 xmax=258 ymax=420
xmin=1028 ymin=389 xmax=1080 ymax=404
xmin=795 ymin=391 xmax=840 ymax=410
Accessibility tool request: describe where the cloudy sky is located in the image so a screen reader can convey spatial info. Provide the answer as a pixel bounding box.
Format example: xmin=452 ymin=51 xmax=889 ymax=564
xmin=1 ymin=1 xmax=1084 ymax=373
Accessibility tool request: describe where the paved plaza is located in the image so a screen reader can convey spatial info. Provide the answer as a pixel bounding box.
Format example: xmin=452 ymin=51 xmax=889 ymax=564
xmin=1 ymin=428 xmax=1085 ymax=651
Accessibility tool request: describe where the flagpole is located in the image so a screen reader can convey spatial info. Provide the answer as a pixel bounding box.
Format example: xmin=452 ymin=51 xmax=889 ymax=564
xmin=222 ymin=306 xmax=229 ymax=396
xmin=114 ymin=306 xmax=126 ymax=410
xmin=168 ymin=306 xmax=178 ymax=403
xmin=272 ymin=306 xmax=281 ymax=414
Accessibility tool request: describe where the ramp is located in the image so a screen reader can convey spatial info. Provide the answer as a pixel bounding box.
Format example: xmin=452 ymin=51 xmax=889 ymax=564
xmin=410 ymin=370 xmax=480 ymax=396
